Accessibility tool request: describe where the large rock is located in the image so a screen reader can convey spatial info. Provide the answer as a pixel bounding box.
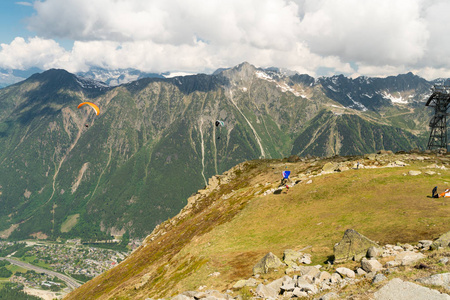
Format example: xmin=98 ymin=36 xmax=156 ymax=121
xmin=297 ymin=265 xmax=321 ymax=277
xmin=266 ymin=275 xmax=291 ymax=291
xmin=336 ymin=267 xmax=355 ymax=278
xmin=431 ymin=231 xmax=450 ymax=250
xmin=255 ymin=283 xmax=278 ymax=299
xmin=416 ymin=273 xmax=450 ymax=291
xmin=395 ymin=251 xmax=426 ymax=266
xmin=373 ymin=278 xmax=450 ymax=300
xmin=361 ymin=258 xmax=383 ymax=273
xmin=322 ymin=162 xmax=338 ymax=174
xmin=367 ymin=246 xmax=382 ymax=258
xmin=253 ymin=252 xmax=284 ymax=275
xmin=296 ymin=277 xmax=318 ymax=294
xmin=408 ymin=170 xmax=422 ymax=176
xmin=334 ymin=229 xmax=379 ymax=263
xmin=232 ymin=278 xmax=258 ymax=289
xmin=283 ymin=249 xmax=303 ymax=267
xmin=315 ymin=271 xmax=332 ymax=282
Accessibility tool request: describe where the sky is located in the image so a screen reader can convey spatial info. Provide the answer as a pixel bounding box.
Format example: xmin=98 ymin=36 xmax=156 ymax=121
xmin=1 ymin=0 xmax=450 ymax=79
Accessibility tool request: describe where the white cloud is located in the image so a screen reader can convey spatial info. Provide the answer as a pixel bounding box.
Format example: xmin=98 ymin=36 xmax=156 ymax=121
xmin=297 ymin=0 xmax=428 ymax=66
xmin=0 ymin=0 xmax=449 ymax=79
xmin=15 ymin=2 xmax=33 ymax=7
xmin=0 ymin=37 xmax=66 ymax=70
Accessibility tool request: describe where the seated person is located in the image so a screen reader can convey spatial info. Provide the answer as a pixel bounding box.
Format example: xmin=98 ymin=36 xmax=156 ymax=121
xmin=433 ymin=187 xmax=450 ymax=198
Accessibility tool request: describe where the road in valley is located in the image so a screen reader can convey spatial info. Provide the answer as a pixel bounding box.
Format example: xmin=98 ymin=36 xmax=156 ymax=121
xmin=0 ymin=257 xmax=82 ymax=290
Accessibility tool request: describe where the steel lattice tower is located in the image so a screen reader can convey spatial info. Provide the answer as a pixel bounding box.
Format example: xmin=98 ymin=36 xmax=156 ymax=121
xmin=425 ymin=85 xmax=450 ymax=151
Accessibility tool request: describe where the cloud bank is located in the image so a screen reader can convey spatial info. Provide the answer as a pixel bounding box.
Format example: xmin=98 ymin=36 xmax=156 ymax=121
xmin=1 ymin=0 xmax=450 ymax=79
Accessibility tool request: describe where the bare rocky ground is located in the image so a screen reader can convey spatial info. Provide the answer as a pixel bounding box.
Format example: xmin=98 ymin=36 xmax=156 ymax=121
xmin=159 ymin=231 xmax=450 ymax=300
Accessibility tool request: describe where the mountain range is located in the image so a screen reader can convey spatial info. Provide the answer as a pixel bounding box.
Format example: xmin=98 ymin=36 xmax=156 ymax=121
xmin=0 ymin=62 xmax=440 ymax=241
xmin=0 ymin=67 xmax=192 ymax=88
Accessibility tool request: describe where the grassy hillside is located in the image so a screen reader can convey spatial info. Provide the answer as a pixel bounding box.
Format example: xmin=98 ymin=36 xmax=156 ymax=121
xmin=66 ymin=152 xmax=450 ymax=299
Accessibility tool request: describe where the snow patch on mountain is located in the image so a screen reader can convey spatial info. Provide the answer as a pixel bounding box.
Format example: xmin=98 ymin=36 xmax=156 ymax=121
xmin=347 ymin=93 xmax=368 ymax=111
xmin=362 ymin=93 xmax=374 ymax=98
xmin=382 ymin=91 xmax=408 ymax=104
xmin=75 ymin=75 xmax=109 ymax=90
xmin=255 ymin=70 xmax=273 ymax=81
xmin=255 ymin=70 xmax=302 ymax=97
xmin=163 ymin=72 xmax=196 ymax=78
xmin=327 ymin=85 xmax=338 ymax=92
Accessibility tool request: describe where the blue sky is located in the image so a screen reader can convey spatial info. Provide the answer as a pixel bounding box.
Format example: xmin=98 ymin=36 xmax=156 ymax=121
xmin=0 ymin=1 xmax=35 ymax=44
xmin=1 ymin=0 xmax=450 ymax=79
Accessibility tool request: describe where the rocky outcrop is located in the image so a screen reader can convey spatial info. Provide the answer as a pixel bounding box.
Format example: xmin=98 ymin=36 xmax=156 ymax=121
xmin=253 ymin=252 xmax=284 ymax=275
xmin=322 ymin=162 xmax=339 ymax=174
xmin=333 ymin=229 xmax=379 ymax=262
xmin=283 ymin=249 xmax=311 ymax=266
xmin=431 ymin=231 xmax=450 ymax=250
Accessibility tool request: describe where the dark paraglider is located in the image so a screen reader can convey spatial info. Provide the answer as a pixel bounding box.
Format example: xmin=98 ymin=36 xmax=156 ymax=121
xmin=215 ymin=120 xmax=225 ymax=140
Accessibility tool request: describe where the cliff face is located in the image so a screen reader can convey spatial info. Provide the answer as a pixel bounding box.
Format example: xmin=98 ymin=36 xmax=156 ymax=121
xmin=66 ymin=151 xmax=450 ymax=299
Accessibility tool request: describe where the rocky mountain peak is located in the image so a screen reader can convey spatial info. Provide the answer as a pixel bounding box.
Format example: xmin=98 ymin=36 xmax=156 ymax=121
xmin=216 ymin=61 xmax=258 ymax=84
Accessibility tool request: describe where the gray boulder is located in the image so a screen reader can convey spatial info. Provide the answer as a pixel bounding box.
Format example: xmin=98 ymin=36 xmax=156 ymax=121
xmin=322 ymin=162 xmax=339 ymax=174
xmin=367 ymin=246 xmax=382 ymax=258
xmin=356 ymin=268 xmax=367 ymax=276
xmin=253 ymin=252 xmax=284 ymax=274
xmin=297 ymin=265 xmax=321 ymax=277
xmin=416 ymin=273 xmax=450 ymax=291
xmin=431 ymin=231 xmax=450 ymax=250
xmin=408 ymin=170 xmax=422 ymax=176
xmin=315 ymin=271 xmax=332 ymax=282
xmin=232 ymin=278 xmax=258 ymax=289
xmin=266 ymin=275 xmax=291 ymax=291
xmin=335 ymin=267 xmax=355 ymax=278
xmin=419 ymin=240 xmax=433 ymax=250
xmin=372 ymin=273 xmax=387 ymax=284
xmin=292 ymin=287 xmax=308 ymax=297
xmin=280 ymin=281 xmax=295 ymax=292
xmin=255 ymin=283 xmax=278 ymax=299
xmin=395 ymin=251 xmax=426 ymax=266
xmin=334 ymin=229 xmax=379 ymax=262
xmin=361 ymin=258 xmax=383 ymax=273
xmin=330 ymin=272 xmax=342 ymax=283
xmin=373 ymin=278 xmax=450 ymax=299
xmin=283 ymin=249 xmax=303 ymax=267
xmin=297 ymin=277 xmax=318 ymax=294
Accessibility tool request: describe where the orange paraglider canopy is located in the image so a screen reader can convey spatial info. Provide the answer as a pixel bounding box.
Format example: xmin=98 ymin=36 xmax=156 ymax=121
xmin=77 ymin=102 xmax=100 ymax=115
